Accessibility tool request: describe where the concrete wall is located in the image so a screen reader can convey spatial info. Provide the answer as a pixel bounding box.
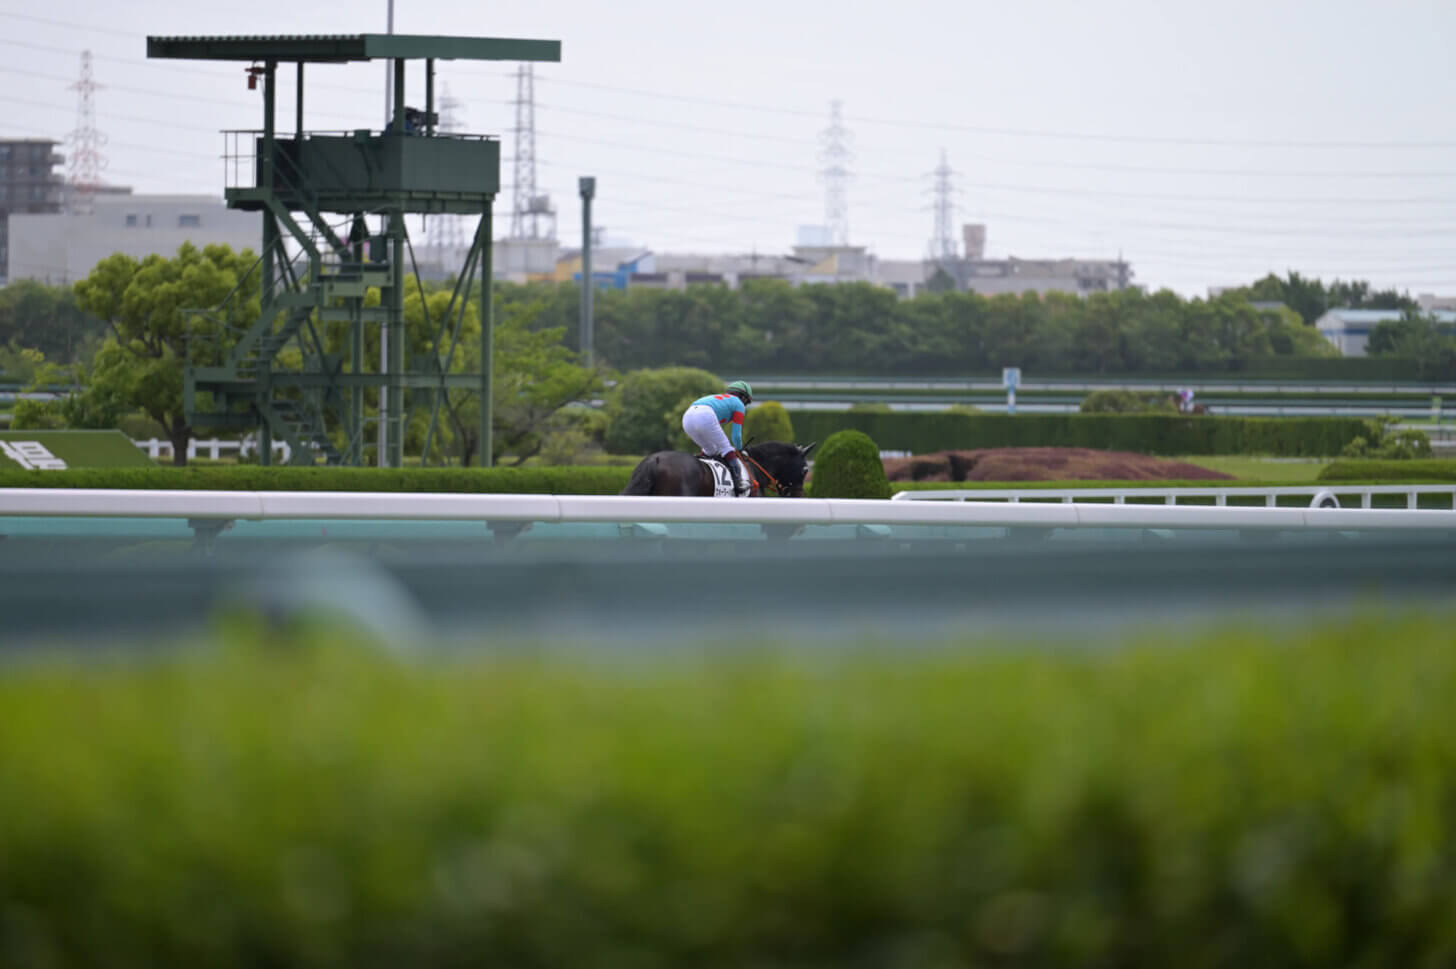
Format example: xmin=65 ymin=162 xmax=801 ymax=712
xmin=7 ymin=194 xmax=257 ymax=284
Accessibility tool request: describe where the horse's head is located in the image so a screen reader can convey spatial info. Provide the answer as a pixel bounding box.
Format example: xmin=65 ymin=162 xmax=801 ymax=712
xmin=745 ymin=441 xmax=816 ymax=497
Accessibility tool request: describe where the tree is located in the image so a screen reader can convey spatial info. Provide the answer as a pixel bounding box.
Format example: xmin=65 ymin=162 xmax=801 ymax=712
xmin=1121 ymin=290 xmax=1186 ymax=373
xmin=1264 ymin=305 xmax=1338 ymax=357
xmin=0 ymin=279 xmax=106 ymax=365
xmin=1366 ymin=312 xmax=1456 ymax=377
xmin=68 ymin=244 xmax=259 ymax=465
xmin=389 ymin=284 xmax=602 ymax=467
xmin=732 ymin=278 xmax=817 ymax=371
xmin=602 ymin=366 xmax=720 ymax=455
xmin=923 ymin=266 xmax=958 ymax=294
xmin=1327 ymin=279 xmax=1415 ymax=313
xmin=485 ymin=307 xmax=603 ymax=465
xmin=493 ymin=276 xmax=1381 ymax=382
xmin=1250 ymin=271 xmax=1328 ymax=325
xmin=1233 ymin=271 xmax=1417 ymax=325
xmin=1072 ymin=291 xmax=1128 ymax=374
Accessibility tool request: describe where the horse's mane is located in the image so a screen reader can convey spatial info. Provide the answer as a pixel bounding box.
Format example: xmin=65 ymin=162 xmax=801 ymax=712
xmin=746 ymin=440 xmax=800 ymax=461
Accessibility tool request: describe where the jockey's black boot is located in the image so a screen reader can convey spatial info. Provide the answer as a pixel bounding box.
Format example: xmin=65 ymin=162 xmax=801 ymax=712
xmin=724 ymin=450 xmax=752 ymax=497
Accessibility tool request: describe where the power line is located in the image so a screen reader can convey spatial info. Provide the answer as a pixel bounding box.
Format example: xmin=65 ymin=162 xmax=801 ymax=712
xmin=4 ymin=7 xmax=1456 ymax=155
xmin=537 ymin=76 xmax=1456 ymax=151
xmin=534 ymin=122 xmax=1456 ymax=182
xmin=536 ymin=157 xmax=1456 ymax=243
xmin=0 ymin=8 xmax=138 ymax=37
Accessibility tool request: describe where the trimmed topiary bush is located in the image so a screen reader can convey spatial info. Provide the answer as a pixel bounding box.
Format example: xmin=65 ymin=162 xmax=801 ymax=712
xmin=808 ymin=429 xmax=891 ymax=498
xmin=664 ymin=393 xmax=703 ymax=452
xmin=1339 ymin=418 xmax=1432 ymax=460
xmin=1080 ymin=389 xmax=1178 ymax=414
xmin=744 ymin=400 xmax=795 ymax=444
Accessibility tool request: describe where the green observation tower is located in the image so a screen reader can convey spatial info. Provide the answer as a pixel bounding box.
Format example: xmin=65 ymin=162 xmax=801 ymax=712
xmin=146 ymin=34 xmax=562 ymax=466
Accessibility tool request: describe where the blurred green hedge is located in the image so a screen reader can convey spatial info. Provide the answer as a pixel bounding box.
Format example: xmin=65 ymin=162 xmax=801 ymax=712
xmin=789 ymin=411 xmax=1369 ymax=457
xmin=0 ymin=465 xmax=635 ymax=493
xmin=1318 ymin=458 xmax=1456 ymax=482
xmin=3 ymin=615 xmax=1455 ymax=967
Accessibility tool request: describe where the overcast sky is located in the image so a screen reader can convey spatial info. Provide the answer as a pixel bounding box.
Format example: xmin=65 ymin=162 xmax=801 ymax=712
xmin=3 ymin=0 xmax=1454 ymax=298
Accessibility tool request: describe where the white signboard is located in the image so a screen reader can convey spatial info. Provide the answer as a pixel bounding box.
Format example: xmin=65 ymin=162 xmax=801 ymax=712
xmin=1002 ymin=368 xmax=1021 ymax=415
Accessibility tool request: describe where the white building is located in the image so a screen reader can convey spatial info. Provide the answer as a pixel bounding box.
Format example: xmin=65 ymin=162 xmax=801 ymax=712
xmin=6 ymin=194 xmax=257 ymax=284
xmin=877 ymin=259 xmax=933 ymax=299
xmin=1314 ymin=308 xmax=1456 ymax=356
xmin=880 ymin=224 xmax=1131 ymax=299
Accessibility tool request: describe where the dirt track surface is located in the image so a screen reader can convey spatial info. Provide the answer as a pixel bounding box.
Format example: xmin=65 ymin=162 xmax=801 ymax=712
xmin=882 ymin=448 xmax=1235 ymax=482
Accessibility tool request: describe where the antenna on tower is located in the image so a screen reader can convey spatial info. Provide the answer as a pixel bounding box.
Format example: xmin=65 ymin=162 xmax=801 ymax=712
xmin=67 ymin=50 xmax=107 ymax=215
xmin=817 ymin=100 xmax=853 ymax=247
xmin=509 ymin=63 xmax=555 ymax=240
xmin=927 ymin=149 xmax=960 ymax=265
xmin=426 ymin=83 xmax=467 ymax=253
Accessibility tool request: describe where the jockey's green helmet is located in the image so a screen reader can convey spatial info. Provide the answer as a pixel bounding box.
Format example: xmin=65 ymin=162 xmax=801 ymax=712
xmin=727 ymin=380 xmax=753 ymax=403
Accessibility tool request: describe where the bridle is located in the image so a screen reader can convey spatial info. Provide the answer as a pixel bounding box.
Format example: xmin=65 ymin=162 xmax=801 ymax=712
xmin=741 ymin=449 xmax=801 ymax=498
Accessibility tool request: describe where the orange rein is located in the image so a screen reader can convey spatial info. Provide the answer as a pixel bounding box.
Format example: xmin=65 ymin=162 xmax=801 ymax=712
xmin=739 ymin=450 xmax=782 ymax=496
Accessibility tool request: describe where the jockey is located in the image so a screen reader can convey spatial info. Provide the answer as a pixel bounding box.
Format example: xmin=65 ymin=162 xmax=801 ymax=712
xmin=681 ymin=380 xmax=755 ymax=497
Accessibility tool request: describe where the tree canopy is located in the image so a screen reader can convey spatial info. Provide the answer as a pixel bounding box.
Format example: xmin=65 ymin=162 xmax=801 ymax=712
xmin=501 ymin=280 xmax=1347 ymax=377
xmin=1233 ymin=271 xmax=1417 ymax=325
xmin=0 ymin=279 xmax=107 ymax=369
xmin=31 ymin=244 xmax=262 ymax=464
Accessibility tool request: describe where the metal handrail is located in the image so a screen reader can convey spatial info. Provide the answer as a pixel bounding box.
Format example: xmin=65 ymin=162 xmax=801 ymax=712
xmin=222 ymin=127 xmax=500 ymax=191
xmin=1 ymin=490 xmax=1454 ymax=535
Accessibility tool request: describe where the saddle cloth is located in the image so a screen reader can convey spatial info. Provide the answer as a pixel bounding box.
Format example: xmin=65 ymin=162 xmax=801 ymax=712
xmin=697 ymin=457 xmax=736 ymax=498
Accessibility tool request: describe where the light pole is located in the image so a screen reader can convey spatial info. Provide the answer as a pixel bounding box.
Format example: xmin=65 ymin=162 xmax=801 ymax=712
xmin=378 ymin=0 xmax=396 ymax=466
xmin=579 ymin=176 xmax=595 ymax=367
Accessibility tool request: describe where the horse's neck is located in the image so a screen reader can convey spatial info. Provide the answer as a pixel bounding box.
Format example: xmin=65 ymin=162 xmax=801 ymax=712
xmin=749 ymin=448 xmax=780 ymax=470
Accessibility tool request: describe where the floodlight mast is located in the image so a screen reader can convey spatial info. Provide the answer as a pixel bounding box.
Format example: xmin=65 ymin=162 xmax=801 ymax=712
xmin=147 ymin=33 xmax=560 ymax=468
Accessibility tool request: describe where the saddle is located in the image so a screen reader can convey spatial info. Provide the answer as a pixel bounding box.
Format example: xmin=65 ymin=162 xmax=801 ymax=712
xmin=696 ymin=456 xmax=736 ymax=497
xmin=695 ymin=451 xmax=753 ymax=498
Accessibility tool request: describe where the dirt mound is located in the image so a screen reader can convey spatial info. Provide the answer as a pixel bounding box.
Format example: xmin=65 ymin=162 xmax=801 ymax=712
xmin=882 ymin=448 xmax=1235 ymax=483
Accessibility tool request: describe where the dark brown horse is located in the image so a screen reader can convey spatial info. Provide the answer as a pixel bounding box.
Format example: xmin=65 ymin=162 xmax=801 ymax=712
xmin=620 ymin=441 xmax=817 ymax=497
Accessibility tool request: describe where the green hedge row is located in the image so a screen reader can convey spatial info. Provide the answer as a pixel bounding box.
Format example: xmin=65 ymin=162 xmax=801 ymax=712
xmin=1318 ymin=459 xmax=1456 ymax=482
xmin=3 ymin=614 xmax=1456 ymax=967
xmin=892 ymin=479 xmax=1295 ymax=492
xmin=790 ymin=411 xmax=1369 ymax=456
xmin=0 ymin=465 xmax=635 ymax=494
xmin=762 ymin=358 xmax=1444 ymax=381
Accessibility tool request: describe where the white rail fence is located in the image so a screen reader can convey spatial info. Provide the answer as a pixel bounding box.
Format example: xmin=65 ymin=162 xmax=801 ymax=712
xmin=1 ymin=490 xmax=1454 ymax=536
xmin=891 ymin=484 xmax=1456 ymax=510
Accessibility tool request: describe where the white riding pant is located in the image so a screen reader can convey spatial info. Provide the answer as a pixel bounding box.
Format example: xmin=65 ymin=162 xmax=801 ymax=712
xmin=682 ymin=404 xmax=734 ymax=457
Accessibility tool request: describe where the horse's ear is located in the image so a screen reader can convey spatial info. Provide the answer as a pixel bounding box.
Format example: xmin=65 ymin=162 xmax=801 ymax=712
xmin=799 ymin=441 xmax=817 ymax=457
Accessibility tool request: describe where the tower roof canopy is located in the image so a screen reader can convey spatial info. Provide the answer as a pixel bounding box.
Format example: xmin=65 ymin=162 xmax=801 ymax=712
xmin=146 ymin=34 xmax=560 ymax=64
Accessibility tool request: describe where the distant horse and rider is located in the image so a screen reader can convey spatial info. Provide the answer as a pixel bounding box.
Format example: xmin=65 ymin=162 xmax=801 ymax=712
xmin=620 ymin=440 xmax=817 ymax=498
